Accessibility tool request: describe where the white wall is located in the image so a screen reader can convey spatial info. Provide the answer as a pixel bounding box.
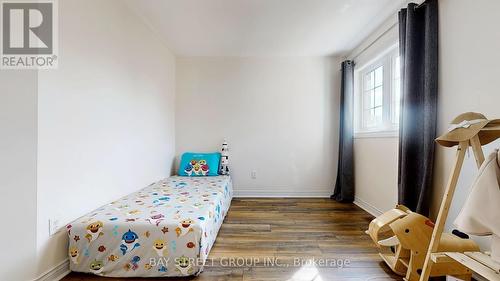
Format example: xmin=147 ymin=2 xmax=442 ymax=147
xmin=354 ymin=137 xmax=399 ymax=215
xmin=349 ymin=15 xmax=401 ymax=215
xmin=176 ymin=57 xmax=340 ymax=197
xmin=0 ymin=71 xmax=38 ymax=281
xmin=36 ymin=0 xmax=176 ymax=277
xmin=431 ymin=0 xmax=500 ymax=251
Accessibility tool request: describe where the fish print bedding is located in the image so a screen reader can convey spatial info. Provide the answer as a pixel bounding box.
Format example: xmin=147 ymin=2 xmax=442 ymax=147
xmin=66 ymin=175 xmax=232 ymax=277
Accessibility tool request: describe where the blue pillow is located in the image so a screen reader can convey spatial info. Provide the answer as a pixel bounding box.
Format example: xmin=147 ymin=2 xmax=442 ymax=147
xmin=178 ymin=152 xmax=221 ymax=176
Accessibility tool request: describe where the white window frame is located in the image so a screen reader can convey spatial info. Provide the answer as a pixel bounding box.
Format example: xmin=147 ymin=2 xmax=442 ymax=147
xmin=354 ymin=45 xmax=400 ymax=138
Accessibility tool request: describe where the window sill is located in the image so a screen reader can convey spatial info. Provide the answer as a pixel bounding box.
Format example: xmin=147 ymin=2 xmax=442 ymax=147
xmin=354 ymin=130 xmax=399 ymax=139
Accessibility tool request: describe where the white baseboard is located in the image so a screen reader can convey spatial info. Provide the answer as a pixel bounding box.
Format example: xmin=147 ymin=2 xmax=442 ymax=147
xmin=233 ymin=187 xmax=332 ymax=198
xmin=353 ymin=196 xmax=383 ymax=217
xmin=33 ymin=259 xmax=70 ymax=281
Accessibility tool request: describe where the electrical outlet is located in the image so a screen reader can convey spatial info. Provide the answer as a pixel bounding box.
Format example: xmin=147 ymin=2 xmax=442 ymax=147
xmin=251 ymin=170 xmax=257 ymax=179
xmin=49 ymin=218 xmax=60 ymax=236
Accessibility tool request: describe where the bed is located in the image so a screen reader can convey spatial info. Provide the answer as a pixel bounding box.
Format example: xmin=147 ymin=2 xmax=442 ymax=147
xmin=66 ymin=175 xmax=232 ymax=277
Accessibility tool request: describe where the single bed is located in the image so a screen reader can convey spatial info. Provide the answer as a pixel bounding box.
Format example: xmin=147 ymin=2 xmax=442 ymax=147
xmin=66 ymin=175 xmax=232 ymax=277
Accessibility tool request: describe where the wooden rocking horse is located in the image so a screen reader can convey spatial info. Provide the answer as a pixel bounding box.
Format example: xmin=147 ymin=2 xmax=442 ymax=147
xmin=367 ymin=112 xmax=500 ymax=281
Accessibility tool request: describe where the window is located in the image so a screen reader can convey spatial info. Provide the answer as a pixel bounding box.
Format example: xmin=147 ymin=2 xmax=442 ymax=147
xmin=355 ymin=47 xmax=401 ymax=137
xmin=362 ymin=65 xmax=384 ymax=129
xmin=391 ymin=55 xmax=401 ymax=124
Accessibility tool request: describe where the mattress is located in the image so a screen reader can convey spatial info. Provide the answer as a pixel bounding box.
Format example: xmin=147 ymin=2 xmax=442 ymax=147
xmin=66 ymin=175 xmax=232 ymax=277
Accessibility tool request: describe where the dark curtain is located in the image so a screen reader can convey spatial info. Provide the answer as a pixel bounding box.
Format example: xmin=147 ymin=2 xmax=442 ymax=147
xmin=398 ymin=0 xmax=438 ymax=216
xmin=332 ymin=60 xmax=354 ymax=202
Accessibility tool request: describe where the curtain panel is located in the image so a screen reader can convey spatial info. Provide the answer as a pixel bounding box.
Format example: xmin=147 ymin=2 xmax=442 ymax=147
xmin=332 ymin=60 xmax=355 ymax=203
xmin=398 ymin=0 xmax=438 ymax=216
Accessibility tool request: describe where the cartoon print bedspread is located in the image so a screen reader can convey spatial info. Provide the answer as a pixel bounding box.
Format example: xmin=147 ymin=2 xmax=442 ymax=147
xmin=66 ymin=176 xmax=232 ymax=277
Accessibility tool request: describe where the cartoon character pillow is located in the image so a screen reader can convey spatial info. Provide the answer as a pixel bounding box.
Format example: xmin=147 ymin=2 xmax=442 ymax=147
xmin=178 ymin=152 xmax=221 ymax=176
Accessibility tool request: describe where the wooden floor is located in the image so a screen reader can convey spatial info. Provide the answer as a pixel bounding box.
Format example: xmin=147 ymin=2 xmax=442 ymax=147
xmin=63 ymin=198 xmax=400 ymax=281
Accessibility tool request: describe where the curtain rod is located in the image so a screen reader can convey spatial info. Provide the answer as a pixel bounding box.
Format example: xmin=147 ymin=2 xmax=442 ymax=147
xmin=346 ymin=0 xmax=426 ymax=61
xmin=349 ymin=21 xmax=398 ymax=62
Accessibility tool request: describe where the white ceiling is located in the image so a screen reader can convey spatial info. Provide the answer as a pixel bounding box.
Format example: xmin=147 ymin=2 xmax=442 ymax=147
xmin=125 ymin=0 xmax=404 ymax=57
